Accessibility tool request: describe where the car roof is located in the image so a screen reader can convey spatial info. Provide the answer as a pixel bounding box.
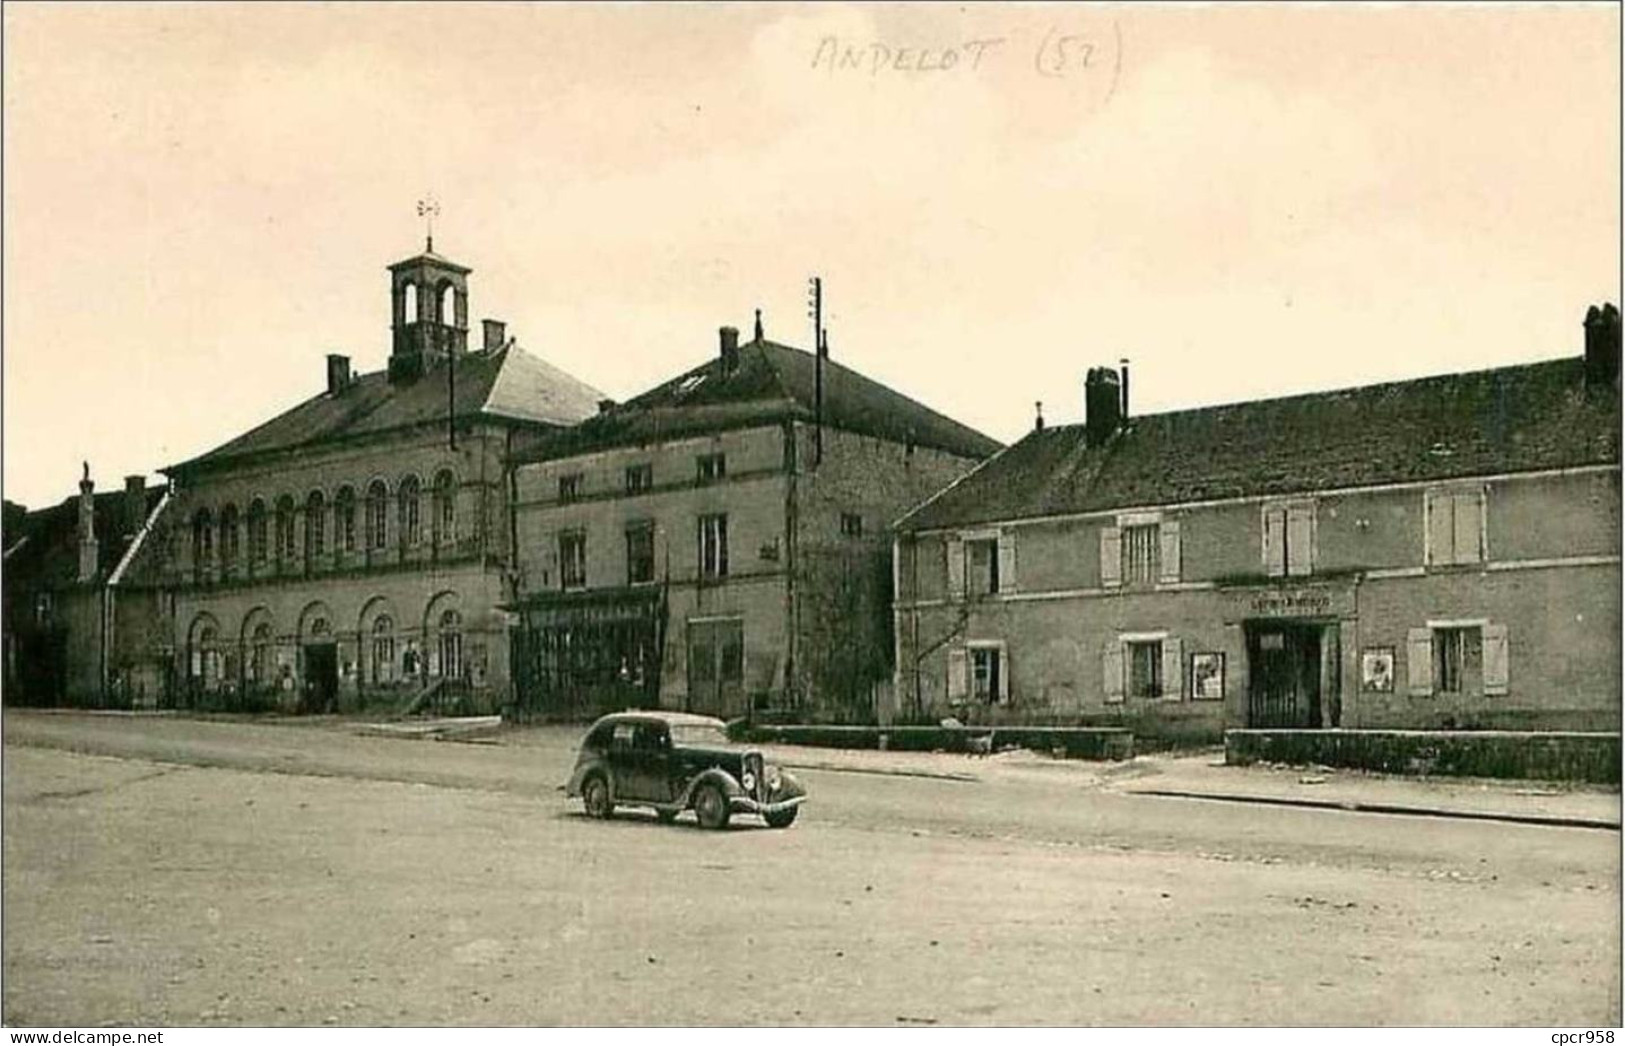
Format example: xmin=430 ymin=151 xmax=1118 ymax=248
xmin=591 ymin=710 xmax=727 ymax=729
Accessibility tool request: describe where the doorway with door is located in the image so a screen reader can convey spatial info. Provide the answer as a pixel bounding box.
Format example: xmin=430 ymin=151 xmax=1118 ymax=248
xmin=686 ymin=617 xmax=744 ymax=718
xmin=1245 ymin=620 xmax=1341 ymax=728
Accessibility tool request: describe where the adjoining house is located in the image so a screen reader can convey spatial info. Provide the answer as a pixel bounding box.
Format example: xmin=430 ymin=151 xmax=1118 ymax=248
xmin=147 ymin=243 xmax=605 ymax=714
xmin=894 ymin=305 xmax=1621 ymax=741
xmin=3 ymin=468 xmax=171 ymax=708
xmin=508 ymin=317 xmax=1001 ymax=722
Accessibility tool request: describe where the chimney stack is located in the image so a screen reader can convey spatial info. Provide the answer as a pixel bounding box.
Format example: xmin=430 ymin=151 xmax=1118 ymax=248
xmin=123 ymin=474 xmax=146 ymax=538
xmin=597 ymin=398 xmax=617 ymax=415
xmin=77 ymin=463 xmax=98 ymax=583
xmin=754 ymin=308 xmax=764 ymax=342
xmin=719 ymin=326 xmax=741 ymax=373
xmin=1035 ymin=401 xmax=1045 ymax=432
xmin=1119 ymin=358 xmax=1131 ymax=420
xmin=1584 ymin=303 xmax=1621 ymax=389
xmin=482 ymin=319 xmax=507 ymax=354
xmin=326 ymin=354 xmax=352 ymax=395
xmin=1084 ymin=367 xmax=1124 ymax=448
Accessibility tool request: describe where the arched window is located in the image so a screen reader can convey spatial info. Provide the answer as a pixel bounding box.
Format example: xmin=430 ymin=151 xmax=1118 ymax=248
xmin=218 ymin=505 xmax=239 ymax=567
xmin=192 ymin=508 xmax=214 ymax=568
xmin=371 ymin=615 xmax=395 ymax=685
xmin=438 ymin=609 xmax=463 ymax=681
xmin=247 ymin=499 xmax=268 ymax=564
xmin=250 ymin=622 xmax=273 ymax=686
xmin=432 ymin=470 xmax=456 ymax=545
xmin=366 ymin=481 xmax=389 ymax=550
xmin=275 ymin=495 xmax=296 ymax=561
xmin=439 ymin=284 xmax=457 ymax=328
xmin=334 ymin=486 xmax=356 ymax=553
xmin=305 ymin=491 xmax=326 ymax=560
xmin=398 ymin=475 xmax=421 ymax=546
xmin=402 ymin=281 xmax=418 ymax=325
xmin=199 ymin=625 xmax=220 ymax=687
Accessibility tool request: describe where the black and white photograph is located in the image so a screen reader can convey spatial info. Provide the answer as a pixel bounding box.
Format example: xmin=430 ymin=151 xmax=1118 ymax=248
xmin=1 ymin=0 xmax=1619 ymax=1033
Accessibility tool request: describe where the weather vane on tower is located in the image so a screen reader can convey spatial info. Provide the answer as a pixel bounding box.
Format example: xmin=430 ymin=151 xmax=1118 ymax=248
xmin=416 ymin=194 xmax=440 ymax=252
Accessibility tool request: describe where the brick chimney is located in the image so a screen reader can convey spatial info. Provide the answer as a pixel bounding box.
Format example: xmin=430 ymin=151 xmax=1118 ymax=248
xmin=326 ymin=354 xmax=352 ymax=395
xmin=1584 ymin=303 xmax=1620 ymax=388
xmin=719 ymin=326 xmax=741 ymax=374
xmin=123 ymin=474 xmax=146 ymax=538
xmin=482 ymin=319 xmax=507 ymax=353
xmin=77 ymin=463 xmax=98 ymax=583
xmin=1084 ymin=367 xmax=1123 ymax=448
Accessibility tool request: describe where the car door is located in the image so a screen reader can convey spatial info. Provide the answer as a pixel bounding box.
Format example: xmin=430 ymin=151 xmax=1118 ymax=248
xmin=627 ymin=721 xmax=674 ymax=803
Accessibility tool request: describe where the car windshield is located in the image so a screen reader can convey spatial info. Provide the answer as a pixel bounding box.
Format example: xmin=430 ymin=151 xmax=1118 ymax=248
xmin=669 ymin=723 xmax=729 ymax=746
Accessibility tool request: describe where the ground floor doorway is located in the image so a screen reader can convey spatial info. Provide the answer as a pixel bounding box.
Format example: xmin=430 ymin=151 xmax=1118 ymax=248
xmin=1245 ymin=620 xmax=1341 ymax=728
xmin=686 ymin=617 xmax=744 ymax=719
xmin=302 ymin=642 xmax=338 ymax=714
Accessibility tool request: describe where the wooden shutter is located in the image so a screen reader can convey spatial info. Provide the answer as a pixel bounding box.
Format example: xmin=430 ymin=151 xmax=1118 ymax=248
xmin=1099 ymin=526 xmax=1122 ymax=589
xmin=1453 ymin=492 xmax=1482 ymax=564
xmin=945 ymin=536 xmax=965 ymax=601
xmin=1426 ymin=491 xmax=1454 ymax=566
xmin=997 ymin=530 xmax=1018 ymax=595
xmin=1406 ymin=628 xmax=1433 ymax=696
xmin=1159 ymin=521 xmax=1182 ymax=584
xmin=947 ymin=646 xmax=968 ymax=702
xmin=1481 ymin=623 xmax=1509 ymax=696
xmin=1162 ymin=636 xmax=1184 ymax=701
xmin=997 ymin=645 xmax=1011 ymax=702
xmin=1286 ymin=503 xmax=1314 ymax=576
xmin=1102 ymin=640 xmax=1124 ymax=704
xmin=1264 ymin=508 xmax=1286 ymax=577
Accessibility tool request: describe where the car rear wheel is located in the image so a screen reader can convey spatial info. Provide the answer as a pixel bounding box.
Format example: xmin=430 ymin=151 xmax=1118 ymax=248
xmin=582 ymin=774 xmax=614 ymax=819
xmin=693 ymin=783 xmax=730 ymax=830
xmin=764 ymin=807 xmax=798 ymax=829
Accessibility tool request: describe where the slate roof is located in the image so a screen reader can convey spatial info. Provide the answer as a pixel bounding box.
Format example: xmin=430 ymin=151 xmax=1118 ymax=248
xmin=169 ymin=345 xmax=605 ymax=474
xmin=900 ymin=356 xmax=1621 ymax=532
xmin=521 ymin=337 xmax=1002 ymax=463
xmin=4 ymin=487 xmax=167 ymax=591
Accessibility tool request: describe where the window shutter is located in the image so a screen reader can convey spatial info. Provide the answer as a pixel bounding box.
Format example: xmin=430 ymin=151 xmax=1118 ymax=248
xmin=1453 ymin=493 xmax=1482 ymax=565
xmin=997 ymin=646 xmax=1011 ymax=703
xmin=1426 ymin=491 xmax=1453 ymax=566
xmin=1264 ymin=508 xmax=1286 ymax=577
xmin=997 ymin=530 xmax=1018 ymax=595
xmin=947 ymin=646 xmax=968 ymax=702
xmin=1159 ymin=521 xmax=1182 ymax=584
xmin=1100 ymin=526 xmax=1122 ymax=589
xmin=1102 ymin=640 xmax=1124 ymax=704
xmin=1286 ymin=504 xmax=1314 ymax=576
xmin=1162 ymin=636 xmax=1184 ymax=701
xmin=945 ymin=536 xmax=965 ymax=600
xmin=1482 ymin=624 xmax=1509 ymax=696
xmin=1406 ymin=628 xmax=1433 ymax=696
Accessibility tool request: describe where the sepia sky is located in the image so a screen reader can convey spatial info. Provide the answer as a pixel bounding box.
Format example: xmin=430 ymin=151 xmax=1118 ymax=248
xmin=3 ymin=2 xmax=1619 ymax=509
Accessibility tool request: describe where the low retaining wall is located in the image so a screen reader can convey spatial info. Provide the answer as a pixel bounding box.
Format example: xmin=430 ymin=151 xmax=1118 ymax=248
xmin=735 ymin=724 xmax=1134 ymax=761
xmin=1226 ymin=729 xmax=1621 ymax=784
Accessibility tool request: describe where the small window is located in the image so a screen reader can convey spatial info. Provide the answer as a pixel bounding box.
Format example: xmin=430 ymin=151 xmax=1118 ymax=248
xmin=698 ymin=513 xmax=729 ymax=579
xmin=625 ymin=464 xmax=653 ymax=495
xmin=966 ymin=538 xmax=998 ymax=597
xmin=1434 ymin=626 xmax=1481 ymax=694
xmin=626 ymin=523 xmax=655 ymax=585
xmin=559 ymin=530 xmax=586 ymax=589
xmin=970 ymin=647 xmax=1003 ymax=703
xmin=1128 ymin=640 xmax=1163 ymax=699
xmin=1123 ymin=524 xmax=1160 ymax=586
xmin=559 ymin=474 xmax=584 ymax=504
xmin=840 ymin=513 xmax=863 ymax=537
xmin=697 ymin=453 xmax=727 ymax=484
xmin=1428 ymin=489 xmax=1485 ymax=567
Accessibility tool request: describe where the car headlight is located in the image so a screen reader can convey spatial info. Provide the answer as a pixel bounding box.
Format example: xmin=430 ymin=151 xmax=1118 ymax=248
xmin=765 ymin=765 xmax=782 ymax=790
xmin=741 ymin=771 xmax=756 ymax=791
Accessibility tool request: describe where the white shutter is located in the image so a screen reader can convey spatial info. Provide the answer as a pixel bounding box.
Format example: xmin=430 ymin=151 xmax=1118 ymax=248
xmin=1162 ymin=636 xmax=1184 ymax=701
xmin=1406 ymin=628 xmax=1433 ymax=696
xmin=1286 ymin=504 xmax=1314 ymax=576
xmin=997 ymin=645 xmax=1011 ymax=703
xmin=1264 ymin=508 xmax=1286 ymax=577
xmin=1102 ymin=640 xmax=1124 ymax=704
xmin=1158 ymin=521 xmax=1182 ymax=584
xmin=997 ymin=530 xmax=1017 ymax=595
xmin=1453 ymin=493 xmax=1482 ymax=564
xmin=1426 ymin=491 xmax=1454 ymax=567
xmin=1100 ymin=526 xmax=1122 ymax=589
xmin=947 ymin=646 xmax=968 ymax=702
xmin=945 ymin=536 xmax=965 ymax=601
xmin=1482 ymin=624 xmax=1509 ymax=696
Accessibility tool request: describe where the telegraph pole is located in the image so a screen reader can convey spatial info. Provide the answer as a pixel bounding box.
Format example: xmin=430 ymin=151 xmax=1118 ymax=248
xmin=808 ymin=276 xmax=824 ymax=468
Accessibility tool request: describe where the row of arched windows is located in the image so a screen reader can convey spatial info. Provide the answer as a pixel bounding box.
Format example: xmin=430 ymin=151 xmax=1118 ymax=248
xmin=400 ymin=282 xmax=460 ymax=328
xmin=189 ymin=470 xmax=458 ymax=571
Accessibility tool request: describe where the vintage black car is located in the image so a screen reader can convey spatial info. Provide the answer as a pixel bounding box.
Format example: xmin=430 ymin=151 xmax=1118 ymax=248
xmin=564 ymin=711 xmax=807 ymax=829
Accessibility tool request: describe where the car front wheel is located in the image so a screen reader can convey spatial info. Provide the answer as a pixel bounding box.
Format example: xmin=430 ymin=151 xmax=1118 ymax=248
xmin=764 ymin=807 xmax=798 ymax=829
xmin=582 ymin=774 xmax=615 ymax=819
xmin=693 ymin=783 xmax=730 ymax=830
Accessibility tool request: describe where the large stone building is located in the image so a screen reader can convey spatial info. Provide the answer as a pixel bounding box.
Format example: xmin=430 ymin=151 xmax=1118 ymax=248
xmin=149 ymin=244 xmax=604 ymax=714
xmin=893 ymin=305 xmax=1621 ymax=740
xmin=508 ymin=319 xmax=1001 ymax=722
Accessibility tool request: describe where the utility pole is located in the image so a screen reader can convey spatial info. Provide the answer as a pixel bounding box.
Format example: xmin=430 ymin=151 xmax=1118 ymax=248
xmin=807 ymin=276 xmax=824 ymax=468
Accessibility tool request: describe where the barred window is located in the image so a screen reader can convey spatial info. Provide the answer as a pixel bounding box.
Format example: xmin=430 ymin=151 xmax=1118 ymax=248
xmin=1123 ymin=524 xmax=1160 ymax=585
xmin=560 ymin=530 xmax=587 ymax=589
xmin=698 ymin=514 xmax=729 ymax=579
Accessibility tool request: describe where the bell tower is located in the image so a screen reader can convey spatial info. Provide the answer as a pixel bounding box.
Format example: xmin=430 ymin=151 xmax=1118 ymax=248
xmin=387 ymin=240 xmax=471 ymax=383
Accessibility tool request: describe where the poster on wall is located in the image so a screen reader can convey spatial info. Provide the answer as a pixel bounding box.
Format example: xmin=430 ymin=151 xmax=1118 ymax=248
xmin=1361 ymin=647 xmax=1395 ymax=692
xmin=1190 ymin=652 xmax=1225 ymax=700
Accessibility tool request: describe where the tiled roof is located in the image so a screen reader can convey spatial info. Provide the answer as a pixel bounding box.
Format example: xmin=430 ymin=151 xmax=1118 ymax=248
xmin=900 ymin=357 xmax=1621 ymax=532
xmin=521 ymin=337 xmax=1002 ymax=463
xmin=169 ymin=345 xmax=604 ymax=473
xmin=4 ymin=487 xmax=167 ymax=590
